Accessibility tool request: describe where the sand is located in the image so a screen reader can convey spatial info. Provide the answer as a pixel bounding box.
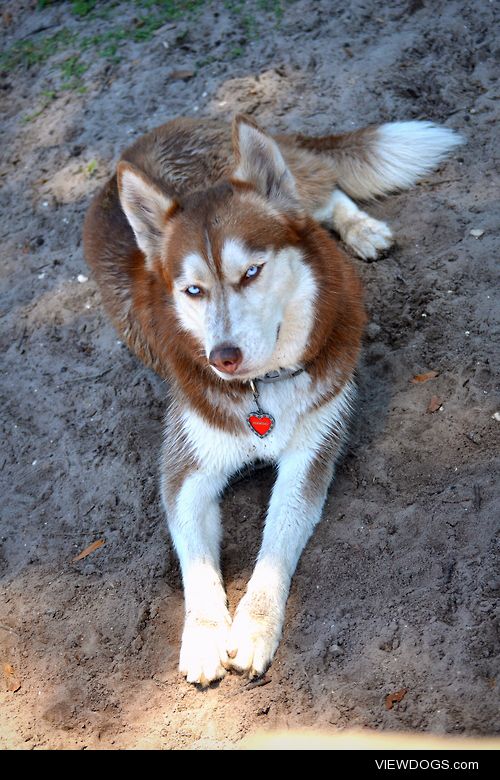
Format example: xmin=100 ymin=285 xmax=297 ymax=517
xmin=0 ymin=0 xmax=498 ymax=749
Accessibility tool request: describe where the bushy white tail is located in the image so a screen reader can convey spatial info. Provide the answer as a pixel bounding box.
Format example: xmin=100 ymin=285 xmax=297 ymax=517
xmin=298 ymin=121 xmax=463 ymax=201
xmin=338 ymin=122 xmax=463 ymax=200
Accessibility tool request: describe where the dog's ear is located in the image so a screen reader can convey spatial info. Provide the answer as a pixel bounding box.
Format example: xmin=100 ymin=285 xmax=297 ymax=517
xmin=232 ymin=114 xmax=302 ymax=215
xmin=117 ymin=161 xmax=177 ymax=266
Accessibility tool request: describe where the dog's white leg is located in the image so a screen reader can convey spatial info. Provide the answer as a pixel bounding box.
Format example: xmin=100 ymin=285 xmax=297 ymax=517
xmin=228 ymin=386 xmax=354 ymax=677
xmin=227 ymin=450 xmax=333 ymax=677
xmin=314 ymin=189 xmax=393 ymax=260
xmin=162 ymin=470 xmax=231 ymax=686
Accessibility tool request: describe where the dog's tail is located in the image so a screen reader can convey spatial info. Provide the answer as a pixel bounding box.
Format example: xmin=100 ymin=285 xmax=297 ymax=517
xmin=294 ymin=121 xmax=463 ymax=200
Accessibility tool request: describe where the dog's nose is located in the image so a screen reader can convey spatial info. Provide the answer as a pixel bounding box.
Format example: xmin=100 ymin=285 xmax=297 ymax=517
xmin=209 ymin=344 xmax=243 ymax=374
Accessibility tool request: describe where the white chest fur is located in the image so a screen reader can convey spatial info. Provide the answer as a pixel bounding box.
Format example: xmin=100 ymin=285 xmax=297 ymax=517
xmin=179 ymin=374 xmax=355 ymax=477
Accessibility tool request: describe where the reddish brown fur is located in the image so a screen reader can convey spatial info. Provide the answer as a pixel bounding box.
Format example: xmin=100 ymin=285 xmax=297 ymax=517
xmin=160 ymin=423 xmax=198 ymax=506
xmin=303 ymin=410 xmax=352 ymax=504
xmin=83 ymin=117 xmax=366 ymax=432
xmin=299 ymin=219 xmax=366 ymax=388
xmin=288 ymin=126 xmax=377 ymax=157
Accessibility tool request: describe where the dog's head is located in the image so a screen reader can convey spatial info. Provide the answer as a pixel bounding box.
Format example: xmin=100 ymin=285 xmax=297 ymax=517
xmin=117 ymin=115 xmax=318 ymax=381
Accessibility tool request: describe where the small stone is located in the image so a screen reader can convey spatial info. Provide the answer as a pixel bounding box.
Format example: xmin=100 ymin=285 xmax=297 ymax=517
xmin=77 ymin=274 xmax=88 ymax=283
xmin=131 ymin=635 xmax=143 ymax=653
xmin=366 ymin=322 xmax=381 ymax=340
xmin=168 ymin=69 xmax=195 ymax=81
xmin=469 ymin=229 xmax=484 ymax=238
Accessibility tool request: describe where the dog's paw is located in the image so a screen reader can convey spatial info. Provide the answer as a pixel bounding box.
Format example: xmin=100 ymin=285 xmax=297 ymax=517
xmin=179 ymin=609 xmax=232 ymax=687
xmin=227 ymin=591 xmax=283 ymax=678
xmin=343 ymin=216 xmax=393 ymax=260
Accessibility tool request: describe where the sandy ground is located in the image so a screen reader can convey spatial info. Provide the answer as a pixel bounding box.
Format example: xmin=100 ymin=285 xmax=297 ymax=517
xmin=1 ymin=0 xmax=498 ymax=750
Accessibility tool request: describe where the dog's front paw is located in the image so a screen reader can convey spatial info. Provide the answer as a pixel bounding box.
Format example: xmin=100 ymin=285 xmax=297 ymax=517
xmin=343 ymin=216 xmax=393 ymax=260
xmin=227 ymin=590 xmax=284 ymax=678
xmin=179 ymin=609 xmax=232 ymax=687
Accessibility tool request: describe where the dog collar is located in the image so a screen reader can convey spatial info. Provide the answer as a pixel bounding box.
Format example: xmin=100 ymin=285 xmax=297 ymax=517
xmin=246 ymin=367 xmax=305 ymax=437
xmin=252 ymin=366 xmax=305 ymax=384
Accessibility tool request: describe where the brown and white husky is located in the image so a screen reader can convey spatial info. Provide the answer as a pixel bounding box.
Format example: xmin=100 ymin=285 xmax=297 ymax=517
xmin=84 ymin=115 xmax=460 ymax=686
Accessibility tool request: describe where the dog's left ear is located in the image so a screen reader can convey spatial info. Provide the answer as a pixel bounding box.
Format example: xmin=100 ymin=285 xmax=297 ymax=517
xmin=232 ymin=114 xmax=302 ymax=215
xmin=117 ymin=161 xmax=178 ymax=268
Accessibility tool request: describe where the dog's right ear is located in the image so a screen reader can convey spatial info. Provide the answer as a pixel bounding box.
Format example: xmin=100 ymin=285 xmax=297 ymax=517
xmin=117 ymin=161 xmax=178 ymax=266
xmin=231 ymin=114 xmax=302 ymax=216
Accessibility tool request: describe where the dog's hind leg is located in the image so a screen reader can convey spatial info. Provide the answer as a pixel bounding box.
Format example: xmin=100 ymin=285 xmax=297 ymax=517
xmin=314 ymin=189 xmax=393 ymax=260
xmin=294 ymin=119 xmax=462 ymax=259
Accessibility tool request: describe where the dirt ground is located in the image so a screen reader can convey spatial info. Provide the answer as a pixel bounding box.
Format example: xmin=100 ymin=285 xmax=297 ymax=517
xmin=1 ymin=0 xmax=498 ymax=750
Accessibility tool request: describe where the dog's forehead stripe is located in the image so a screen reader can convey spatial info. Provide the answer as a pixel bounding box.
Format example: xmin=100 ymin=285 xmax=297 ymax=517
xmin=178 ymin=239 xmax=266 ymax=286
xmin=179 ymin=252 xmax=211 ymax=284
xmin=221 ymin=238 xmax=256 ymax=280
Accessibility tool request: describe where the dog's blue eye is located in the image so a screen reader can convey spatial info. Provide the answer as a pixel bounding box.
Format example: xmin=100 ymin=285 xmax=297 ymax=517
xmin=185 ymin=285 xmax=203 ymax=297
xmin=245 ymin=265 xmax=260 ymax=279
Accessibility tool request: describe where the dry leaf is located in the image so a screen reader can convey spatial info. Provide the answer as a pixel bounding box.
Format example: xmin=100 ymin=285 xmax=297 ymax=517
xmin=6 ymin=677 xmax=21 ymax=692
xmin=427 ymin=396 xmax=442 ymax=413
xmin=168 ymin=70 xmax=195 ymax=80
xmin=72 ymin=538 xmax=105 ymax=562
xmin=411 ymin=370 xmax=438 ymax=384
xmin=385 ymin=688 xmax=408 ymax=710
xmin=3 ymin=663 xmax=21 ymax=692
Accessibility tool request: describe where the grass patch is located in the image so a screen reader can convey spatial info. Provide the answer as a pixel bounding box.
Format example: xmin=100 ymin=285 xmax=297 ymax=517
xmin=222 ymin=0 xmax=290 ymax=57
xmin=60 ymin=53 xmax=88 ymax=88
xmin=21 ymin=89 xmax=57 ymax=123
xmin=86 ymin=159 xmax=98 ymax=175
xmin=257 ymin=0 xmax=286 ymax=19
xmin=70 ymin=0 xmax=98 ymax=15
xmin=2 ymin=1 xmax=207 ymax=74
xmin=38 ymin=0 xmax=98 ymax=15
xmin=3 ymin=0 xmax=294 ymax=93
xmin=1 ymin=28 xmax=77 ymax=71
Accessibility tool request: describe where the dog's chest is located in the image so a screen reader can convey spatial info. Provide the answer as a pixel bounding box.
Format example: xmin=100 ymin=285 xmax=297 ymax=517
xmin=250 ymin=376 xmax=312 ymax=441
xmin=182 ymin=373 xmax=323 ymax=473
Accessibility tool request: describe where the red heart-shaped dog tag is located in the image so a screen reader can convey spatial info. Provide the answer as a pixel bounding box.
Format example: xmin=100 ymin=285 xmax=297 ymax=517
xmin=247 ymin=413 xmax=274 ymax=438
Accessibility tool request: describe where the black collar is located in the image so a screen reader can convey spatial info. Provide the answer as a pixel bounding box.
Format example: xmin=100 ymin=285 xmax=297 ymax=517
xmin=251 ymin=366 xmax=305 ymax=384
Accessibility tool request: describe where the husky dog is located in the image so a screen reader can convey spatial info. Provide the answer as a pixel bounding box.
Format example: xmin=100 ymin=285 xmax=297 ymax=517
xmin=84 ymin=115 xmax=460 ymax=685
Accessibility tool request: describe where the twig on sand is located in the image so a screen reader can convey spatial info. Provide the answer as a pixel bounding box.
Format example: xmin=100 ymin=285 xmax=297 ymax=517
xmin=0 ymin=624 xmax=19 ymax=636
xmin=20 ymin=24 xmax=60 ymax=40
xmin=473 ymin=484 xmax=481 ymax=512
xmin=420 ymin=178 xmax=460 ymax=189
xmin=61 ymin=368 xmax=113 ymax=383
xmin=17 ymin=326 xmax=28 ymax=351
xmin=244 ymin=676 xmax=272 ymax=691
